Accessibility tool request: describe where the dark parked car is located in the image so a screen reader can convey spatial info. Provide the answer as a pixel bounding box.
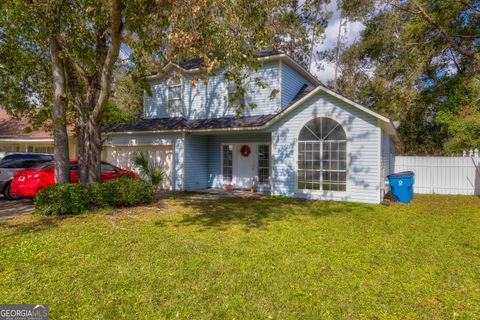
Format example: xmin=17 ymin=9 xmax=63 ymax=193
xmin=0 ymin=153 xmax=54 ymax=200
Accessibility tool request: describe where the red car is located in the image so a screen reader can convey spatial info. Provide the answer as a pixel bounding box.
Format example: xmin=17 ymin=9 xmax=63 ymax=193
xmin=11 ymin=160 xmax=137 ymax=198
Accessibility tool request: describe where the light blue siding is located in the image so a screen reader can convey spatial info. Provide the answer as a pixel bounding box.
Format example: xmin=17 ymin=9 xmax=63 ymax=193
xmin=281 ymin=63 xmax=312 ymax=108
xmin=205 ymin=132 xmax=271 ymax=188
xmin=184 ymin=135 xmax=209 ymax=190
xmin=268 ymin=91 xmax=382 ymax=204
xmin=144 ymin=61 xmax=281 ymax=120
xmin=144 ymin=78 xmax=168 ymax=118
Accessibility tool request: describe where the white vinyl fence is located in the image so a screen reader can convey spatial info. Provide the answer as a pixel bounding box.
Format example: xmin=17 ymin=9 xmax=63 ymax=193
xmin=395 ymin=155 xmax=480 ymax=195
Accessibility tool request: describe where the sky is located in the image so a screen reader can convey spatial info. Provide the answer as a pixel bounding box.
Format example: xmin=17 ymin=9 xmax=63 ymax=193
xmin=312 ymin=0 xmax=365 ymax=83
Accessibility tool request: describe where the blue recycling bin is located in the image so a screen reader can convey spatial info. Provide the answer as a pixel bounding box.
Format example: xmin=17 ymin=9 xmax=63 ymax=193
xmin=388 ymin=171 xmax=414 ymax=203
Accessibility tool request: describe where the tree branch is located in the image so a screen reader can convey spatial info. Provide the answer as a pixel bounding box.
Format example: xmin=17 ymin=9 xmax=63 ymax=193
xmin=92 ymin=0 xmax=123 ymax=122
xmin=460 ymin=0 xmax=480 ymax=14
xmin=411 ymin=0 xmax=478 ymax=60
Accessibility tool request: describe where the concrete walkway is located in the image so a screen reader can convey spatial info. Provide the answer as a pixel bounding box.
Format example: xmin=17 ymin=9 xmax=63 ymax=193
xmin=156 ymin=189 xmax=270 ymax=201
xmin=0 ymin=196 xmax=34 ymax=219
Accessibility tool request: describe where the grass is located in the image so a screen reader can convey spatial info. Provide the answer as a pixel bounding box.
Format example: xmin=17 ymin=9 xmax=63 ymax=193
xmin=1 ymin=194 xmax=480 ymax=319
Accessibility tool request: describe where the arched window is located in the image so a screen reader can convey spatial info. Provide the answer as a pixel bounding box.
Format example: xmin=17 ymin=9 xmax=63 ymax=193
xmin=297 ymin=117 xmax=347 ymax=191
xmin=167 ymin=75 xmax=183 ymax=115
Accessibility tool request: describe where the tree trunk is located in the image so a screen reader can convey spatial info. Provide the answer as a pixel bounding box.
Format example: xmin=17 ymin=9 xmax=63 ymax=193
xmin=76 ymin=124 xmax=87 ymax=183
xmin=333 ymin=15 xmax=343 ymax=92
xmin=78 ymin=117 xmax=102 ymax=184
xmin=77 ymin=0 xmax=123 ymax=184
xmin=48 ymin=36 xmax=70 ymax=183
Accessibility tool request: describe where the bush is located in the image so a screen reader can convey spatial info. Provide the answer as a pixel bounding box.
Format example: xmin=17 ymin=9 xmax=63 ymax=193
xmin=35 ymin=183 xmax=93 ymax=215
xmin=34 ymin=177 xmax=153 ymax=215
xmin=93 ymin=177 xmax=154 ymax=207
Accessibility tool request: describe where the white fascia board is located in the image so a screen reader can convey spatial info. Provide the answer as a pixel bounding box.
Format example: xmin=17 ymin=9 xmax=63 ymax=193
xmin=0 ymin=138 xmax=54 ymax=143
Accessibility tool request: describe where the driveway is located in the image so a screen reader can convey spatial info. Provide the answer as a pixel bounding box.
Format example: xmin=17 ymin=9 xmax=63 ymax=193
xmin=0 ymin=196 xmax=34 ymax=219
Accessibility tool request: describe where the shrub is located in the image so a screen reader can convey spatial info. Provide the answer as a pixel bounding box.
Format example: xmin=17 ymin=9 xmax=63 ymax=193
xmin=93 ymin=177 xmax=153 ymax=207
xmin=133 ymin=151 xmax=165 ymax=191
xmin=34 ymin=177 xmax=153 ymax=215
xmin=35 ymin=183 xmax=93 ymax=215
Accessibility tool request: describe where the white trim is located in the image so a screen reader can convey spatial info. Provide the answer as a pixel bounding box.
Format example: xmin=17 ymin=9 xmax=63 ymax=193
xmin=220 ymin=142 xmax=272 ymax=189
xmin=0 ymin=138 xmax=54 ymax=143
xmin=166 ymin=74 xmax=183 ymax=116
xmin=225 ymin=77 xmax=246 ymax=110
xmin=220 ymin=143 xmax=233 ymax=185
xmin=377 ymin=126 xmax=382 ymax=203
xmin=273 ymin=55 xmax=320 ymax=86
xmin=293 ymin=116 xmax=350 ymax=197
xmin=181 ymin=132 xmax=186 ymax=191
xmin=278 ymin=59 xmax=283 ymax=110
xmin=102 ymin=143 xmax=173 ymax=147
xmin=257 ymin=143 xmax=272 ymax=188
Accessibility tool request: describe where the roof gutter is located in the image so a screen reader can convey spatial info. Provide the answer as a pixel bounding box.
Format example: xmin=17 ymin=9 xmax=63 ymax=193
xmin=0 ymin=138 xmax=54 ymax=142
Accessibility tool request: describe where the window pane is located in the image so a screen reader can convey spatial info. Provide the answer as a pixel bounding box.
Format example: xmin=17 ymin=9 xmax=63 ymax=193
xmin=101 ymin=163 xmax=116 ymax=172
xmin=222 ymin=145 xmax=233 ymax=182
xmin=258 ymin=145 xmax=270 ymax=184
xmin=298 ymin=126 xmax=320 ymax=141
xmin=298 ymin=117 xmax=347 ymax=192
xmin=167 ymin=76 xmax=182 ymax=114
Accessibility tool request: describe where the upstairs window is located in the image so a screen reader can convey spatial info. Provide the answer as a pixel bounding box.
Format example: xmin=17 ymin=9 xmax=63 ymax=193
xmin=167 ymin=76 xmax=183 ymax=115
xmin=227 ymin=80 xmax=245 ymax=108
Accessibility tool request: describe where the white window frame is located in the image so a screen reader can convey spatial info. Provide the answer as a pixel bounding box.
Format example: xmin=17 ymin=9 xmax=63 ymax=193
xmin=225 ymin=78 xmax=246 ymax=109
xmin=167 ymin=75 xmax=183 ymax=116
xmin=257 ymin=144 xmax=271 ymax=185
xmin=220 ymin=142 xmax=272 ymax=187
xmin=294 ymin=116 xmax=350 ymax=195
xmin=221 ymin=144 xmax=234 ymax=183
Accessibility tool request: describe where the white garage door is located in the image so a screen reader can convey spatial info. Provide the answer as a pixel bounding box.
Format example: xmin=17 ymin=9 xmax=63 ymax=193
xmin=104 ymin=145 xmax=174 ymax=190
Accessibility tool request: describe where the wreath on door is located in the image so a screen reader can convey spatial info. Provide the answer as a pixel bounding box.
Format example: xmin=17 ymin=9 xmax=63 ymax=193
xmin=240 ymin=145 xmax=251 ymax=157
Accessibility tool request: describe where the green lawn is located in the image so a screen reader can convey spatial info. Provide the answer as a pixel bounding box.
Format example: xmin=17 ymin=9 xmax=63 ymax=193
xmin=1 ymin=195 xmax=480 ymax=319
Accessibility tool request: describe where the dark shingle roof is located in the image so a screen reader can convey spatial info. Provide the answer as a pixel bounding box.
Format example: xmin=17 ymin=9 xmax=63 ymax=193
xmin=105 ymin=117 xmax=187 ymax=133
xmin=289 ymin=85 xmax=316 ymax=106
xmin=104 ymin=114 xmax=276 ymax=133
xmin=186 ymin=114 xmax=275 ymax=130
xmin=177 ymin=50 xmax=282 ymax=70
xmin=178 ymin=58 xmax=204 ymax=70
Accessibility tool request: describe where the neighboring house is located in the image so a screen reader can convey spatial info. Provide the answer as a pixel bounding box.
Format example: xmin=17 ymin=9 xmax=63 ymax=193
xmin=0 ymin=109 xmax=76 ymax=159
xmin=104 ymin=50 xmax=399 ymax=203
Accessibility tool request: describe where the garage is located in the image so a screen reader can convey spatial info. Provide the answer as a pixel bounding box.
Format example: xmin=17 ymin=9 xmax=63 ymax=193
xmin=103 ymin=144 xmax=174 ymax=190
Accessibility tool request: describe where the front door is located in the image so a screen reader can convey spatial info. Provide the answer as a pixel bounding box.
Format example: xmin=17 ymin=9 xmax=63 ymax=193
xmin=233 ymin=144 xmax=256 ymax=189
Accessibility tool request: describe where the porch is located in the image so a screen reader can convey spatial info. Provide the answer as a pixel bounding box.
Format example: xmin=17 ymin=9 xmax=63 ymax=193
xmin=183 ymin=131 xmax=273 ymax=192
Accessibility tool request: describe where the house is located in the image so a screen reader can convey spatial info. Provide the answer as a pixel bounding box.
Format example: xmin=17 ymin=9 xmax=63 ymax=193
xmin=0 ymin=109 xmax=77 ymax=159
xmin=104 ymin=51 xmax=399 ymax=204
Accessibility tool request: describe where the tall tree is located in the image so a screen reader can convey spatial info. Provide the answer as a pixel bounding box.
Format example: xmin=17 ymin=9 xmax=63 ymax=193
xmin=334 ymin=0 xmax=479 ymax=154
xmin=1 ymin=0 xmax=328 ymax=183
